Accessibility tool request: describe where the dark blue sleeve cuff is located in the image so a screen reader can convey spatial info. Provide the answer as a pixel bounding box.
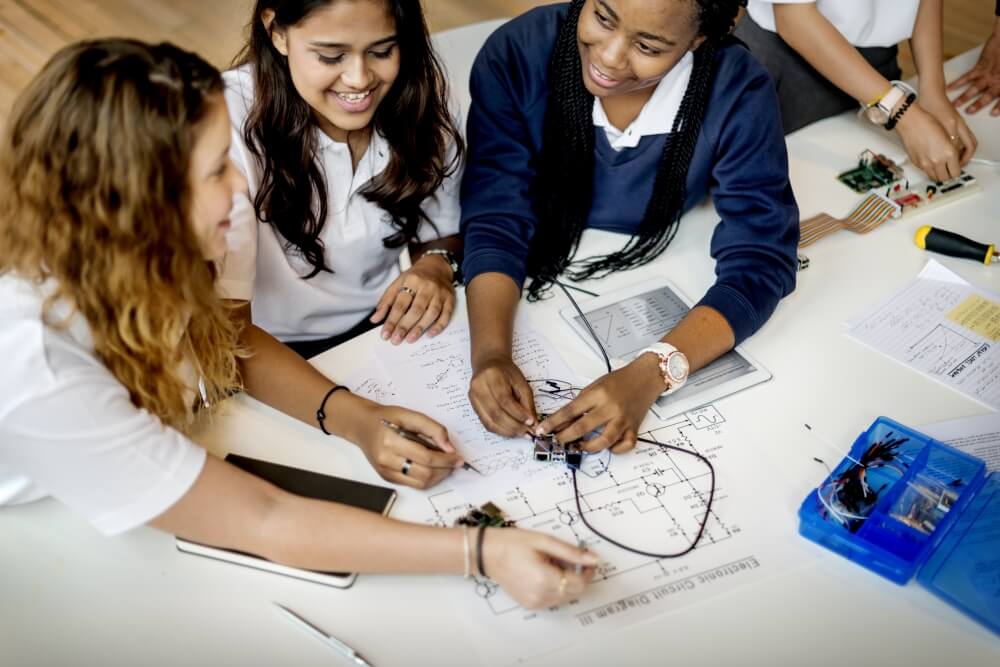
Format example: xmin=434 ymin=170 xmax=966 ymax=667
xmin=696 ymin=283 xmax=760 ymax=347
xmin=462 ymin=251 xmax=527 ymax=289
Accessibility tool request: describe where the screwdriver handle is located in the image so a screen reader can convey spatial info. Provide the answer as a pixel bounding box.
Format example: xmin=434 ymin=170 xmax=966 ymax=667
xmin=914 ymin=225 xmax=995 ymax=265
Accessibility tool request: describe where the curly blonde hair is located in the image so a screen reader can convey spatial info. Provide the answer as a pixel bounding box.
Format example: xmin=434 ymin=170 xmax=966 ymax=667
xmin=0 ymin=39 xmax=243 ymax=433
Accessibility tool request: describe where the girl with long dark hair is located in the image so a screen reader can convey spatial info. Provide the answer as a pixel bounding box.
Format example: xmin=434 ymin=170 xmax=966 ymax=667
xmin=463 ymin=0 xmax=799 ymax=452
xmin=221 ymin=0 xmax=468 ymax=488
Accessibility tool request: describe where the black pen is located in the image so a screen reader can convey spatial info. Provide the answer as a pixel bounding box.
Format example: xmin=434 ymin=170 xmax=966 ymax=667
xmin=380 ymin=419 xmax=483 ymax=475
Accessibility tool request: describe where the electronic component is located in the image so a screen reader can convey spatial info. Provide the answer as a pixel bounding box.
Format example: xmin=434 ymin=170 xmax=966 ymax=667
xmin=532 ymin=434 xmax=583 ymax=467
xmin=837 ymin=149 xmax=904 ymax=193
xmin=885 ymin=172 xmax=981 ymax=218
xmin=455 ymin=502 xmax=516 ymax=528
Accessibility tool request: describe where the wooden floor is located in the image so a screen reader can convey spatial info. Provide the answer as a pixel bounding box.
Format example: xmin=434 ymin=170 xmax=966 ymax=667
xmin=0 ymin=0 xmax=994 ymax=124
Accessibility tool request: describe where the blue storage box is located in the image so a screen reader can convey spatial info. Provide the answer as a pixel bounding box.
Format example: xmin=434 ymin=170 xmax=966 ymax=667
xmin=798 ymin=416 xmax=1000 ymax=635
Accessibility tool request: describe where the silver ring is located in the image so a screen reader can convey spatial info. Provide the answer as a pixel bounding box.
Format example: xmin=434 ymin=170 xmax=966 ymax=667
xmin=400 ymin=286 xmax=416 ymax=296
xmin=401 ymin=458 xmax=412 ymax=475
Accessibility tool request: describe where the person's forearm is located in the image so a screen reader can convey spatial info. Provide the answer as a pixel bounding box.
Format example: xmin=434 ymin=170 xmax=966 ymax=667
xmin=773 ymin=4 xmax=893 ymax=105
xmin=467 ymin=272 xmax=521 ymax=368
xmin=660 ymin=305 xmax=736 ymax=372
xmin=233 ymin=305 xmax=368 ymax=444
xmin=910 ymin=0 xmax=946 ymax=95
xmin=153 ymin=456 xmax=464 ymax=574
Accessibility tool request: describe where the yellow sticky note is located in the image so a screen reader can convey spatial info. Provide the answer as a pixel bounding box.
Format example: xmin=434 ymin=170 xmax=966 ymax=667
xmin=947 ymin=295 xmax=1000 ymax=341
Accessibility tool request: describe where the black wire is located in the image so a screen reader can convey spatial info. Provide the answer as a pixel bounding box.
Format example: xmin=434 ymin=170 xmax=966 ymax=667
xmin=555 ymin=280 xmax=612 ymax=374
xmin=555 ymin=280 xmax=717 ymax=558
xmin=573 ymin=436 xmax=716 ymax=559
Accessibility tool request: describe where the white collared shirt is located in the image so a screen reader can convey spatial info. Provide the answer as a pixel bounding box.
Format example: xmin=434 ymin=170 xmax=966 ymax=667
xmin=746 ymin=1 xmax=920 ymax=48
xmin=0 ymin=275 xmax=206 ymax=535
xmin=219 ymin=65 xmax=462 ymax=342
xmin=592 ymin=51 xmax=693 ymax=151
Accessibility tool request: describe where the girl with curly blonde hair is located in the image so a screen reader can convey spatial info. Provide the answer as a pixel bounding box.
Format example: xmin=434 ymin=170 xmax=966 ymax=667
xmin=0 ymin=39 xmax=596 ymax=611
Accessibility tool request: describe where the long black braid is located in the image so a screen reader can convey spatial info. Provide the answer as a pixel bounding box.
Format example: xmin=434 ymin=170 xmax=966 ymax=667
xmin=526 ymin=0 xmax=745 ymax=299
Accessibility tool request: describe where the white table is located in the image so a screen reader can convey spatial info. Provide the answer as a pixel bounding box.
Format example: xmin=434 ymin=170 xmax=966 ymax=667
xmin=2 ymin=26 xmax=999 ymax=667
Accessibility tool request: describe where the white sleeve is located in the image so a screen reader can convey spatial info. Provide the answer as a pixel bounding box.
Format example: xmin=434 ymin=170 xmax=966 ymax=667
xmin=216 ymin=129 xmax=259 ymax=301
xmin=416 ymin=140 xmax=463 ymax=242
xmin=0 ymin=327 xmax=206 ymax=536
xmin=217 ymin=69 xmax=260 ymax=302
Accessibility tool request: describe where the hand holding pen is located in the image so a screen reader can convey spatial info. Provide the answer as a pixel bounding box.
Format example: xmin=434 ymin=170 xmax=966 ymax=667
xmin=381 ymin=419 xmax=483 ymax=475
xmin=351 ymin=401 xmax=464 ymax=490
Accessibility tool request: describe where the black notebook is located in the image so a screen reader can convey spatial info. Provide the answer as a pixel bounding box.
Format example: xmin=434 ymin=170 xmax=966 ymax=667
xmin=175 ymin=454 xmax=396 ymax=589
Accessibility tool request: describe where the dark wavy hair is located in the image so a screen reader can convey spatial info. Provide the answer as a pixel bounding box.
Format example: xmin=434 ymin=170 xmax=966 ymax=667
xmin=236 ymin=0 xmax=464 ymax=279
xmin=526 ymin=0 xmax=745 ymax=299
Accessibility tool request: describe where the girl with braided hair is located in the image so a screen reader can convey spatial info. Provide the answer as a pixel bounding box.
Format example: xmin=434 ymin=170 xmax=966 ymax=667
xmin=463 ymin=0 xmax=799 ymax=452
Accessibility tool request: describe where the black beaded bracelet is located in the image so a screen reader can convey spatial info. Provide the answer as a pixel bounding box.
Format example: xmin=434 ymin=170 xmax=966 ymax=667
xmin=885 ymin=92 xmax=916 ymax=130
xmin=476 ymin=525 xmax=488 ymax=578
xmin=317 ymin=385 xmax=350 ymax=435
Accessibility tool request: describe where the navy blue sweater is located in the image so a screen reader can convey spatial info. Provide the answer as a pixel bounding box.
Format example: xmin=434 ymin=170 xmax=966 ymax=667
xmin=460 ymin=4 xmax=799 ymax=345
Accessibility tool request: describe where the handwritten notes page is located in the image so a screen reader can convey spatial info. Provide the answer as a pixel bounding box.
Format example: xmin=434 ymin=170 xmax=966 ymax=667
xmin=846 ymin=260 xmax=1000 ymax=410
xmin=371 ymin=319 xmax=585 ymax=502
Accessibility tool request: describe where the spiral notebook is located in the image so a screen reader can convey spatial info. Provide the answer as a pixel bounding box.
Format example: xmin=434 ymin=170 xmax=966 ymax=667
xmin=176 ymin=454 xmax=396 ymax=589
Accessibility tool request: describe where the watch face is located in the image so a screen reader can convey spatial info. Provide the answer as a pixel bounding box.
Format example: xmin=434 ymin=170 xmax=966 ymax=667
xmin=865 ymin=106 xmax=889 ymax=125
xmin=666 ymin=352 xmax=689 ymax=383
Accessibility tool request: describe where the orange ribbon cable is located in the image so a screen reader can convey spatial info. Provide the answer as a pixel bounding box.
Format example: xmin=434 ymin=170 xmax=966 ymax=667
xmin=799 ymin=192 xmax=901 ymax=248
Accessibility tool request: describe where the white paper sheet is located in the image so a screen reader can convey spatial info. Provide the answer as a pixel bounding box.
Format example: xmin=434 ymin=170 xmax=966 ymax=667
xmin=389 ymin=405 xmax=803 ymax=664
xmin=373 ymin=319 xmax=587 ymax=502
xmin=920 ymin=413 xmax=1000 ymax=472
xmin=846 ymin=260 xmax=1000 ymax=410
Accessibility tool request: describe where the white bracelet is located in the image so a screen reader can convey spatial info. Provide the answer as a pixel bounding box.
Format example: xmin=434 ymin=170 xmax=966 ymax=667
xmin=462 ymin=525 xmax=471 ymax=579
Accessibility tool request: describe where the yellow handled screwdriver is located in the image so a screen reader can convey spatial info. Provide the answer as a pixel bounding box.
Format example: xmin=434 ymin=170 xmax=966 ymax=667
xmin=914 ymin=225 xmax=997 ymax=265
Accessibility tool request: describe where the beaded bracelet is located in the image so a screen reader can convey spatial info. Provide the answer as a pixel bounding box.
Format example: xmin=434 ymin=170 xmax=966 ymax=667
xmin=316 ymin=385 xmax=350 ymax=435
xmin=462 ymin=525 xmax=471 ymax=579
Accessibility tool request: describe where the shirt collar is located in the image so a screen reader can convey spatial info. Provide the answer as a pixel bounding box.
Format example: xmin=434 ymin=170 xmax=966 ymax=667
xmin=592 ymin=51 xmax=694 ymax=151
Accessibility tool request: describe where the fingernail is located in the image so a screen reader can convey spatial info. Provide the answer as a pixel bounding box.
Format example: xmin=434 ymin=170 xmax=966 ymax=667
xmin=381 ymin=330 xmax=390 ymax=340
xmin=392 ymin=335 xmax=402 ymax=345
xmin=524 ymin=417 xmax=535 ymax=426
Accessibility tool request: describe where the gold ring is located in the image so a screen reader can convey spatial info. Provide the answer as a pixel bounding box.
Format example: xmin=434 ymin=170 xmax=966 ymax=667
xmin=400 ymin=286 xmax=416 ymax=296
xmin=557 ymin=573 xmax=568 ymax=596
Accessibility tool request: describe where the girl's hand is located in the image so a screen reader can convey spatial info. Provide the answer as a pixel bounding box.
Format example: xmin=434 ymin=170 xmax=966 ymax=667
xmin=948 ymin=33 xmax=1000 ymax=116
xmin=919 ymin=93 xmax=978 ymax=167
xmin=468 ymin=354 xmax=537 ymax=437
xmin=894 ymin=102 xmax=968 ymax=183
xmin=483 ymin=528 xmax=599 ymax=610
xmin=535 ymin=354 xmax=663 ymax=454
xmin=371 ymin=254 xmax=456 ymax=345
xmin=348 ymin=398 xmax=463 ymax=490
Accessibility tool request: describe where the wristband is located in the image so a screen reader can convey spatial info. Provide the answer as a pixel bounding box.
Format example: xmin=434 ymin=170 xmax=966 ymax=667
xmin=885 ymin=92 xmax=916 ymax=130
xmin=462 ymin=525 xmax=471 ymax=579
xmin=421 ymin=248 xmax=463 ymax=286
xmin=316 ymin=385 xmax=350 ymax=435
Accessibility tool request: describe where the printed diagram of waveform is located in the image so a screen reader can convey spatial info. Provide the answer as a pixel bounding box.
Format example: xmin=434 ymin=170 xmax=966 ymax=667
xmin=907 ymin=324 xmax=979 ymax=375
xmin=424 ymin=406 xmax=737 ymax=615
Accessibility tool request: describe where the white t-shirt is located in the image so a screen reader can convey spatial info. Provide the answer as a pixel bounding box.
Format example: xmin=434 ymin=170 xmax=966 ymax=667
xmin=592 ymin=51 xmax=692 ymax=151
xmin=746 ymin=1 xmax=920 ymax=48
xmin=218 ymin=65 xmax=463 ymax=342
xmin=0 ymin=275 xmax=206 ymax=536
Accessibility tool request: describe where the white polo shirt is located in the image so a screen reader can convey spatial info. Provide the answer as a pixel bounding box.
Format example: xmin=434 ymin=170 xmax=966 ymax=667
xmin=592 ymin=51 xmax=693 ymax=151
xmin=0 ymin=275 xmax=206 ymax=535
xmin=219 ymin=65 xmax=463 ymax=342
xmin=746 ymin=1 xmax=920 ymax=48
